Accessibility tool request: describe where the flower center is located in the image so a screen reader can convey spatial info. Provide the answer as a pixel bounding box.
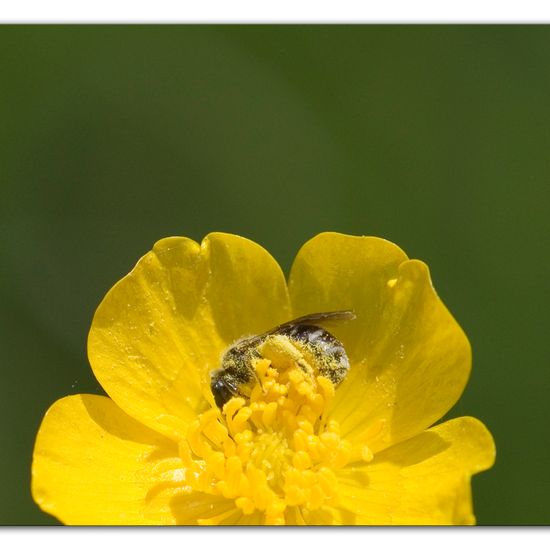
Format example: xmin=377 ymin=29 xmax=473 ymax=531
xmin=179 ymin=334 xmax=372 ymax=525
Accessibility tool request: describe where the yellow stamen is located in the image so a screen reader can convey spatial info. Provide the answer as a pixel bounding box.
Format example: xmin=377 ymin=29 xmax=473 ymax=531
xmin=179 ymin=334 xmax=372 ymax=524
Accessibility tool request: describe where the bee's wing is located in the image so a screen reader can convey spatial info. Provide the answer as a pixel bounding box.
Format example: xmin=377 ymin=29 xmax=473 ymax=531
xmin=291 ymin=310 xmax=355 ymax=325
xmin=231 ymin=311 xmax=356 ymax=346
xmin=230 ymin=331 xmax=271 ymax=349
xmin=268 ymin=310 xmax=356 ymax=333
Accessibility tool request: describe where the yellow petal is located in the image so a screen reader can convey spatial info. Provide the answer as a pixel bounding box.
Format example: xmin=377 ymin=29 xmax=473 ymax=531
xmin=288 ymin=233 xmax=470 ymax=450
xmin=168 ymin=493 xmax=242 ymax=525
xmin=88 ymin=233 xmax=290 ymax=439
xmin=337 ymin=416 xmax=496 ymax=525
xmin=32 ymin=394 xmax=183 ymax=525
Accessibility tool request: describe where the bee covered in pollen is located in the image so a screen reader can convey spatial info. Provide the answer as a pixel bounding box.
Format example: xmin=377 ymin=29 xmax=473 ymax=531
xmin=210 ymin=311 xmax=355 ymax=409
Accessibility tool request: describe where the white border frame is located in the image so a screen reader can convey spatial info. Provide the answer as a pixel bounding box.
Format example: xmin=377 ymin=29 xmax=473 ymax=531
xmin=1 ymin=1 xmax=550 ymax=23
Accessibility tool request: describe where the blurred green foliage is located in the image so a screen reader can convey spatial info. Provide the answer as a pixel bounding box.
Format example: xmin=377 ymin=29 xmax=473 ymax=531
xmin=1 ymin=25 xmax=549 ymax=525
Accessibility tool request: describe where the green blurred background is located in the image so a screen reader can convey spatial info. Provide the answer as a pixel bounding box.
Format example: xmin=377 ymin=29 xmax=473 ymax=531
xmin=1 ymin=25 xmax=548 ymax=525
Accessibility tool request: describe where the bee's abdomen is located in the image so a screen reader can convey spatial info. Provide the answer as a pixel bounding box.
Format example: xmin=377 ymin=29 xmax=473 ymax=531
xmin=277 ymin=324 xmax=350 ymax=385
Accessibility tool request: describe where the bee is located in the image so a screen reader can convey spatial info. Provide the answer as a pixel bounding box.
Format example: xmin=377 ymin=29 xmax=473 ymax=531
xmin=210 ymin=311 xmax=355 ymax=409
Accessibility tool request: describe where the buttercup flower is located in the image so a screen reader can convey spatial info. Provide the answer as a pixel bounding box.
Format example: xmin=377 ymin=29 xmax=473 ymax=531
xmin=32 ymin=233 xmax=495 ymax=525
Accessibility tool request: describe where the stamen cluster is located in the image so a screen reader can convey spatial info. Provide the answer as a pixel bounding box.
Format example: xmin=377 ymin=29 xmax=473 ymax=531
xmin=179 ymin=335 xmax=372 ymax=524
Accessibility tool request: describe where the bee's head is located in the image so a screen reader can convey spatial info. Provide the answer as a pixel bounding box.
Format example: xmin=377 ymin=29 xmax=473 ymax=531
xmin=210 ymin=369 xmax=239 ymax=409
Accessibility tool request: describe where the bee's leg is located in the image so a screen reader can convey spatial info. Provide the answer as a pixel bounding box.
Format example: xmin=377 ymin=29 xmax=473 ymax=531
xmin=253 ymin=362 xmax=266 ymax=392
xmin=297 ymin=358 xmax=316 ymax=382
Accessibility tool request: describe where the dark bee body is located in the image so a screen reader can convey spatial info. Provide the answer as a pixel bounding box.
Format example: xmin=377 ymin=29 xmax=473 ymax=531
xmin=210 ymin=311 xmax=354 ymax=409
xmin=210 ymin=343 xmax=262 ymax=408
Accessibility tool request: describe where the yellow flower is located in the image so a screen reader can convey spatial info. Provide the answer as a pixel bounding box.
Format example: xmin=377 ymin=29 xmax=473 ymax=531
xmin=31 ymin=233 xmax=495 ymax=525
